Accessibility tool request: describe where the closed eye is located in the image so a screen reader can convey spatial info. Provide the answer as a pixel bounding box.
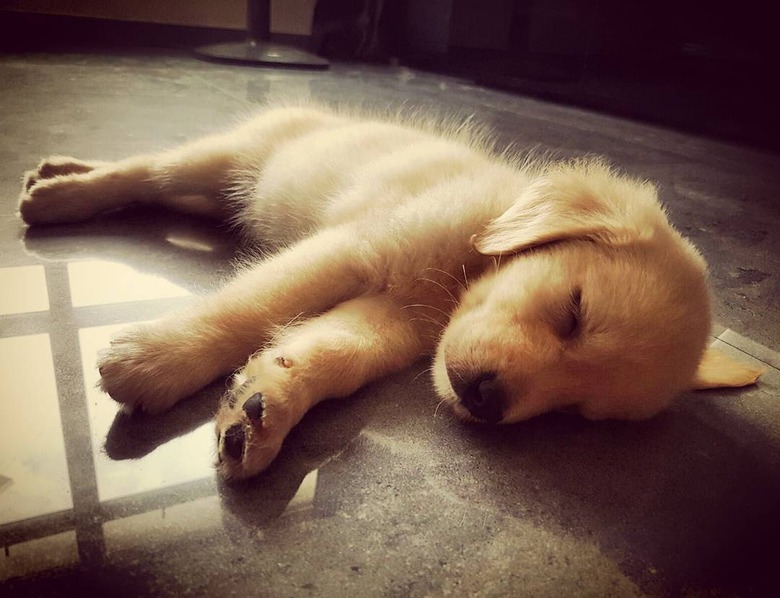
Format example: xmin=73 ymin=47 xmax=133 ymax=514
xmin=556 ymin=287 xmax=582 ymax=339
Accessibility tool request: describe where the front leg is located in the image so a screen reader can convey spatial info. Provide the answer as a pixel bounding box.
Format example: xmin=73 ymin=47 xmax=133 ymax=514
xmin=98 ymin=228 xmax=370 ymax=412
xmin=214 ymin=295 xmax=432 ymax=480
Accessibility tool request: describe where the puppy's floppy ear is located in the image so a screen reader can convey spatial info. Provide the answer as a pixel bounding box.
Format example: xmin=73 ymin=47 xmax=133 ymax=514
xmin=473 ymin=160 xmax=663 ymax=255
xmin=691 ymin=345 xmax=765 ymax=390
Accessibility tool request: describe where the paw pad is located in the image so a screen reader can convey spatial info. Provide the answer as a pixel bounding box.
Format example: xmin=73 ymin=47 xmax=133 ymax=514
xmin=222 ymin=424 xmax=246 ymax=460
xmin=242 ymin=392 xmax=265 ymax=420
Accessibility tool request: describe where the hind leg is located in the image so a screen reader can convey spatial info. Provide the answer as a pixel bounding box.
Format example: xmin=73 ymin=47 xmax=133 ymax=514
xmin=18 ymin=107 xmax=339 ymax=225
xmin=18 ymin=135 xmax=240 ymax=225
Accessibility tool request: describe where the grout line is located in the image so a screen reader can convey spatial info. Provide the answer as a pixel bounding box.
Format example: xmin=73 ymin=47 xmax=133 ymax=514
xmin=184 ymin=69 xmax=255 ymax=108
xmin=713 ymin=337 xmax=780 ymax=374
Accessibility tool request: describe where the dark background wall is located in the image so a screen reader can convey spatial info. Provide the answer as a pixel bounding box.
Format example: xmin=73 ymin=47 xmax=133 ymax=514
xmin=2 ymin=0 xmax=778 ymax=152
xmin=401 ymin=0 xmax=779 ymax=152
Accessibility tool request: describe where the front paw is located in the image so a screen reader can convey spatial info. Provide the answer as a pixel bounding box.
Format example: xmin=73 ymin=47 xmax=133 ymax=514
xmin=215 ymin=375 xmax=294 ymax=480
xmin=97 ymin=323 xmax=204 ymax=414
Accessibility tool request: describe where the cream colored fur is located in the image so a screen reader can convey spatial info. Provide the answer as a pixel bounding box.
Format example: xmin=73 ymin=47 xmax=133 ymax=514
xmin=18 ymin=105 xmax=762 ymax=480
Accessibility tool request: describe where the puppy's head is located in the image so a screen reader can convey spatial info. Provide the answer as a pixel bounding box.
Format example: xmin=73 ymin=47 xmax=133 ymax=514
xmin=433 ymin=160 xmax=762 ymax=423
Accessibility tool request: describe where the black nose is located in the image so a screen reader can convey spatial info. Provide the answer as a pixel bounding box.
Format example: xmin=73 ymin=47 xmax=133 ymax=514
xmin=448 ymin=369 xmax=503 ymax=423
xmin=222 ymin=424 xmax=245 ymax=460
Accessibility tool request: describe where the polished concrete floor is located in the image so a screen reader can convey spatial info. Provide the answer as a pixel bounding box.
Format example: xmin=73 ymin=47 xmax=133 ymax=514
xmin=0 ymin=50 xmax=779 ymax=597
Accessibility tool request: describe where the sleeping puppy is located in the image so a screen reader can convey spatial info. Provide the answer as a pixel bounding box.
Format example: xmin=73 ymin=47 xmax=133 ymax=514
xmin=18 ymin=105 xmax=763 ymax=480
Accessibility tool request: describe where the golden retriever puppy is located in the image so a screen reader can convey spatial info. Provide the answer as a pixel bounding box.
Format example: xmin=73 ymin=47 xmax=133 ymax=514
xmin=18 ymin=105 xmax=762 ymax=479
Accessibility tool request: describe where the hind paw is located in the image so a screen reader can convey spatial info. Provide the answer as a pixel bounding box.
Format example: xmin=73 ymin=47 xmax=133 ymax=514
xmin=27 ymin=155 xmax=103 ymax=185
xmin=19 ymin=156 xmax=110 ymax=224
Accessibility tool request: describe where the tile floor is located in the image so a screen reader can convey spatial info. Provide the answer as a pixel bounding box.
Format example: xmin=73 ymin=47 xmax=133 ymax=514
xmin=0 ymin=49 xmax=778 ymax=597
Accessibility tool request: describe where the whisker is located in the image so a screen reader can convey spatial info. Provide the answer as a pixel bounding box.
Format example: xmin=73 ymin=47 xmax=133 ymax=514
xmin=407 ymin=315 xmax=447 ymax=348
xmin=416 ymin=277 xmax=460 ymax=305
xmin=409 ymin=316 xmax=446 ymax=330
xmin=423 ymin=267 xmax=466 ymax=291
xmin=402 ymin=303 xmax=452 ymax=319
xmin=434 ymin=398 xmax=448 ymax=418
xmin=413 ymin=364 xmax=434 ymax=383
xmin=461 ymin=264 xmax=470 ymax=288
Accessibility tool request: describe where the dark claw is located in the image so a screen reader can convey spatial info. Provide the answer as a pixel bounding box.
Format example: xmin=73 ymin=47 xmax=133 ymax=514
xmin=222 ymin=424 xmax=245 ymax=460
xmin=243 ymin=392 xmax=265 ymax=421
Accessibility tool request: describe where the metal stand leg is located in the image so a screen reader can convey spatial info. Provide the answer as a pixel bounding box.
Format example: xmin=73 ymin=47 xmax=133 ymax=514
xmin=195 ymin=0 xmax=328 ymax=69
